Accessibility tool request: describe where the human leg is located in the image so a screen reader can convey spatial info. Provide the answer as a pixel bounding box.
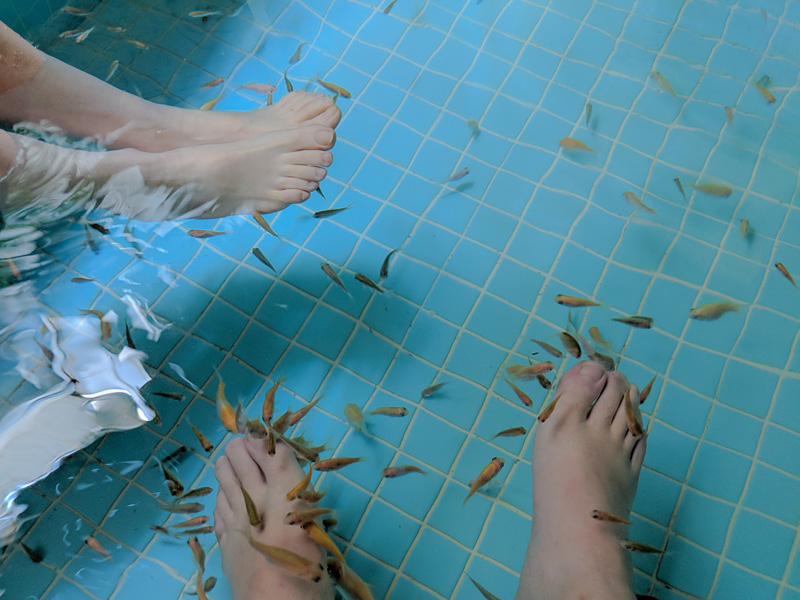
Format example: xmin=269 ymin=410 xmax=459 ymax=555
xmin=515 ymin=361 xmax=646 ymax=600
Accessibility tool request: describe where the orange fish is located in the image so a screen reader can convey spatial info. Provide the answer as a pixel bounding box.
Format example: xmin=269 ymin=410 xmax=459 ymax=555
xmin=538 ymin=393 xmax=562 ymax=423
xmin=623 ymin=389 xmax=643 ymax=436
xmin=249 ymin=538 xmax=325 ymax=582
xmin=253 ymin=213 xmax=279 ymax=237
xmin=75 ymin=27 xmax=94 ymax=43
xmin=201 ymin=77 xmax=224 ymax=89
xmin=554 ymin=294 xmax=600 ymax=307
xmin=463 ymin=457 xmax=504 ymax=504
xmin=286 ymin=467 xmax=313 ymax=501
xmin=216 ymin=379 xmax=238 ymax=433
xmin=302 ymin=521 xmax=345 ymax=564
xmin=754 ymin=83 xmax=776 ymax=103
xmin=200 ymin=95 xmax=223 ymax=111
xmin=591 ymin=509 xmax=632 ymax=525
xmin=296 ymin=489 xmax=326 ymax=503
xmin=504 ymin=378 xmax=532 ymax=407
xmin=127 ymin=39 xmax=149 ymax=49
xmin=261 ymin=376 xmax=286 ymax=424
xmin=288 ymin=393 xmax=324 ymax=426
xmin=639 ymin=376 xmax=656 ymax=405
xmin=623 ymin=191 xmax=656 ymax=214
xmin=188 ymin=536 xmax=205 ymax=572
xmin=85 ymin=536 xmax=112 ymax=561
xmin=775 ymin=262 xmax=796 ymax=287
xmin=505 ymin=361 xmax=555 ymax=381
xmin=368 ymin=406 xmax=408 ymax=417
xmin=170 ymin=516 xmax=209 ymax=529
xmin=316 ymin=77 xmax=351 ymax=98
xmin=382 ymin=465 xmax=426 ymax=478
xmin=239 ymin=82 xmax=277 ymax=94
xmin=327 ymin=558 xmax=374 ymax=600
xmin=284 ymin=507 xmax=333 ymax=527
xmin=189 ymin=423 xmax=213 ymax=452
xmin=559 ymin=137 xmax=594 ymax=152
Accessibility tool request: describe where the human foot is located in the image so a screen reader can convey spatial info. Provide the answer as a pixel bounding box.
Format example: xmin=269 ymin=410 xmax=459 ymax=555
xmin=515 ymin=361 xmax=646 ymax=600
xmin=214 ymin=436 xmax=335 ymax=600
xmin=93 ymin=123 xmax=335 ymax=220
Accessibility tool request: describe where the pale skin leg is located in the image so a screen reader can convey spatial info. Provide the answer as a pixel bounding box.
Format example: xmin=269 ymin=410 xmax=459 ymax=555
xmin=214 ymin=437 xmax=335 ymax=600
xmin=515 ymin=361 xmax=646 ymax=600
xmin=0 ymin=21 xmax=341 ymax=218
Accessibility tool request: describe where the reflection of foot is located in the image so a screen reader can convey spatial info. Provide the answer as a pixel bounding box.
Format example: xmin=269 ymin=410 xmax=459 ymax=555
xmin=95 ymin=123 xmax=336 ymax=219
xmin=141 ymin=92 xmax=341 ymax=152
xmin=214 ymin=437 xmax=335 ymax=600
xmin=515 ymin=362 xmax=646 ymax=600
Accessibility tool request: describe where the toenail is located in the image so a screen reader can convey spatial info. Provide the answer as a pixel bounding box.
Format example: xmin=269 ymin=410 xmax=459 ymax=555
xmin=323 ymin=152 xmax=333 ymax=165
xmin=316 ymin=129 xmax=334 ymax=144
xmin=578 ymin=361 xmax=605 ymax=382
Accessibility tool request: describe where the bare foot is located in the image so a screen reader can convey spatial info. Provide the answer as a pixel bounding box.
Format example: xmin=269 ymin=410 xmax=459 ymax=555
xmin=93 ymin=123 xmax=336 ymax=220
xmin=515 ymin=361 xmax=646 ymax=600
xmin=214 ymin=437 xmax=335 ymax=600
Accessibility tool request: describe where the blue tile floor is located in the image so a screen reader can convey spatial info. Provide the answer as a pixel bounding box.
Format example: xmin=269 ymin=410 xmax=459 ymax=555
xmin=2 ymin=0 xmax=800 ymax=599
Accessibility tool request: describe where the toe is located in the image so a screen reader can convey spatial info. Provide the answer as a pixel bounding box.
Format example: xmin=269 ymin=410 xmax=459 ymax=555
xmin=307 ymin=104 xmax=342 ymax=128
xmin=547 ymin=361 xmax=607 ymax=422
xmin=631 ymin=435 xmax=647 ymax=471
xmin=258 ymin=189 xmax=309 ymax=209
xmin=291 ymin=125 xmax=336 ymax=151
xmin=225 ymin=437 xmax=266 ymax=490
xmin=590 ymin=370 xmax=629 ymax=427
xmin=244 ymin=437 xmax=308 ymax=495
xmin=290 ymin=150 xmax=333 ymax=167
xmin=277 ymin=176 xmax=318 ymax=192
xmin=284 ymin=165 xmax=326 ymax=182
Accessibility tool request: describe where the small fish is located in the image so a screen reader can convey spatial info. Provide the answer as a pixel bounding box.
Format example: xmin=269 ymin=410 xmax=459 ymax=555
xmin=467 ymin=119 xmax=480 ymax=138
xmin=241 ymin=487 xmax=262 ymax=527
xmin=321 ymin=262 xmax=349 ymax=294
xmin=187 ymin=228 xmax=228 ymax=238
xmin=382 ymin=465 xmax=426 ymax=478
xmin=538 ymin=393 xmax=561 ymax=422
xmin=379 ymin=249 xmax=397 ymax=280
xmin=150 ymin=525 xmax=174 ymax=536
xmin=283 ymin=71 xmax=294 ymax=92
xmin=443 ymin=167 xmax=470 ymax=183
xmin=124 ymin=322 xmax=136 ymax=350
xmin=589 ymin=326 xmax=611 ymax=349
xmin=505 ymin=361 xmax=555 ymax=381
xmin=650 ymin=70 xmax=676 ymax=97
xmin=188 ymin=10 xmax=222 ymax=18
xmin=469 ymin=576 xmax=502 ymax=600
xmin=740 ymin=218 xmax=750 ymax=239
xmin=239 ymin=82 xmax=277 ymax=95
xmin=369 ymin=406 xmax=408 ymax=417
xmin=536 ymin=374 xmax=552 ymax=390
xmin=127 ymin=39 xmax=149 ymax=49
xmin=288 ymin=393 xmax=324 ymax=427
xmin=558 ymin=331 xmax=582 ymax=358
xmin=87 ymin=221 xmax=110 ymax=235
xmin=530 ymin=338 xmax=563 ymax=358
xmin=754 ymin=83 xmax=776 ymax=103
xmin=303 ymin=521 xmax=345 ymax=564
xmin=152 ymin=391 xmax=184 ymax=400
xmin=79 ymin=308 xmax=111 ymax=341
xmin=591 ymin=509 xmax=632 ymax=525
xmin=665 ymin=180 xmax=685 ymax=207
xmin=504 ymin=378 xmax=533 ymax=407
xmin=85 ymin=536 xmax=112 ymax=561
xmin=313 ymin=205 xmax=352 ymax=219
xmin=252 ymin=248 xmax=276 ymax=272
xmin=585 ymin=101 xmax=593 ymax=128
xmin=316 ymin=77 xmax=351 ymax=98
xmin=622 ymin=540 xmax=663 ymax=554
xmin=639 ymin=376 xmax=656 ymax=405
xmin=75 ymin=27 xmax=94 ymax=43
xmin=611 ymin=315 xmax=654 ymax=329
xmin=624 ymin=389 xmax=643 ymax=436
xmin=327 ymin=558 xmax=374 ymax=600
xmin=200 ymin=77 xmax=224 ymax=89
xmin=249 ymin=538 xmax=325 ymax=582
xmin=216 ymin=378 xmax=238 ymax=433
xmin=286 ymin=467 xmax=313 ymax=501
xmin=555 ymin=294 xmax=600 ymax=307
xmin=71 ymin=276 xmax=94 ymax=283
xmin=344 ymin=403 xmax=368 ymax=434
xmin=383 ymin=0 xmax=399 ymax=14
xmin=84 ymin=225 xmax=100 ymax=253
xmin=106 ymin=26 xmax=126 ymax=32
xmin=776 ymin=263 xmax=796 ymax=287
xmin=200 ymin=95 xmax=223 ymax=111
xmin=354 ymin=273 xmax=383 ymax=292
xmin=688 ymin=301 xmax=740 ymax=321
xmin=179 ymin=487 xmax=213 ymax=500
xmin=157 ymin=458 xmax=184 ymax=496
xmin=189 ymin=423 xmax=213 ymax=453
xmin=261 ymin=376 xmax=286 ymax=424
xmin=420 ymin=382 xmax=447 ymax=399
xmin=61 ymin=6 xmax=91 ymax=14
xmin=106 ymin=60 xmax=120 ymax=82
xmin=272 ymin=409 xmax=293 ymax=434
xmin=20 ymin=543 xmax=43 ymax=563
xmin=464 ymin=457 xmax=505 ymax=505
xmin=623 ymin=191 xmax=656 ymax=214
xmin=559 ymin=137 xmax=594 ymax=152
xmin=181 ymin=526 xmax=214 ymax=536
xmin=312 ymin=457 xmax=361 ymax=471
xmin=159 ymin=501 xmax=205 ymax=514
xmin=284 ymin=507 xmax=333 ymax=527
xmin=288 ymin=42 xmax=305 ymax=64
xmin=159 ymin=445 xmax=189 ymax=465
xmin=188 ymin=536 xmax=205 ymax=572
xmin=492 ymin=426 xmax=526 ymax=439
xmin=725 ymin=106 xmax=734 ymax=125
xmin=170 ymin=516 xmax=209 ymax=529
xmin=247 ymin=419 xmax=268 ymax=439
xmin=253 ymin=213 xmax=279 ymax=237
xmin=693 ymin=182 xmax=732 ymax=197
xmin=296 ymin=489 xmax=326 ymax=503
xmin=322 ymin=518 xmax=338 ymax=531
xmin=761 ymin=8 xmax=767 ymax=21
xmin=59 ymin=28 xmax=84 ymax=38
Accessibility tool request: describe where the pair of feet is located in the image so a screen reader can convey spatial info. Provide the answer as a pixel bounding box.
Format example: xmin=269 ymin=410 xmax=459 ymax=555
xmin=213 ymin=361 xmax=646 ymax=600
xmin=81 ymin=91 xmax=341 ymax=220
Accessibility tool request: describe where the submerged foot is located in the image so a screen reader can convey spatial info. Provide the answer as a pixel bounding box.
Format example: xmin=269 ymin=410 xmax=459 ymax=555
xmin=515 ymin=361 xmax=646 ymax=600
xmin=213 ymin=437 xmax=335 ymax=600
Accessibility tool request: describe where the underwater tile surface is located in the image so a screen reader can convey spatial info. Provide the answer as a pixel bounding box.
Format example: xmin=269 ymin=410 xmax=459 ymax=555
xmin=2 ymin=0 xmax=800 ymax=599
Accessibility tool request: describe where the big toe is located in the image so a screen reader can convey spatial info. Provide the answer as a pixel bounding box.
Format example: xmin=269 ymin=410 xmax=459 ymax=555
xmin=546 ymin=361 xmax=608 ymax=423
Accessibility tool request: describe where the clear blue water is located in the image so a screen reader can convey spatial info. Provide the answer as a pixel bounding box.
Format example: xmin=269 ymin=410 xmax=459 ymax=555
xmin=1 ymin=0 xmax=800 ymax=599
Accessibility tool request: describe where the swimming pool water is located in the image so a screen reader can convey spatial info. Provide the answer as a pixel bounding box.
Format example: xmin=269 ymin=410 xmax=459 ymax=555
xmin=1 ymin=0 xmax=799 ymax=599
